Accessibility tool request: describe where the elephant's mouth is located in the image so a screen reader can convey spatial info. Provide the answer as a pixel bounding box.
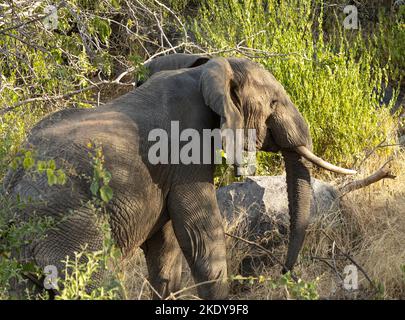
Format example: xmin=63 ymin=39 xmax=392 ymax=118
xmin=262 ymin=130 xmax=282 ymax=153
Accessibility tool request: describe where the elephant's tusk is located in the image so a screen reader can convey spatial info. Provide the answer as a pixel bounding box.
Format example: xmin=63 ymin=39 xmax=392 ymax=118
xmin=295 ymin=146 xmax=357 ymax=175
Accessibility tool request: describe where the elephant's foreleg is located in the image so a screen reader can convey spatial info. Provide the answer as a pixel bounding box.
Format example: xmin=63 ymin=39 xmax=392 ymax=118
xmin=141 ymin=221 xmax=183 ymax=299
xmin=167 ymin=179 xmax=228 ymax=300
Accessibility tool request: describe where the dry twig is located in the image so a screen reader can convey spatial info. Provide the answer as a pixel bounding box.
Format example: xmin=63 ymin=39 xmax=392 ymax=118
xmin=321 ymin=230 xmax=377 ymax=293
xmin=225 ymin=232 xmax=299 ymax=282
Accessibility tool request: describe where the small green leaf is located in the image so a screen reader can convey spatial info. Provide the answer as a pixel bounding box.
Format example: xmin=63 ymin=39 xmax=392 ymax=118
xmin=23 ymin=153 xmax=35 ymax=170
xmin=99 ymin=185 xmax=113 ymax=203
xmin=21 ymin=262 xmax=37 ymax=273
xmin=93 ymin=167 xmax=101 ymax=180
xmin=90 ymin=180 xmax=99 ymax=196
xmin=56 ymin=169 xmax=66 ymax=185
xmin=37 ymin=160 xmax=46 ymax=173
xmin=48 ymin=160 xmax=56 ymax=170
xmin=10 ymin=157 xmax=21 ymax=170
xmin=111 ymin=0 xmax=121 ymax=9
xmin=102 ymin=171 xmax=112 ymax=184
xmin=46 ymin=169 xmax=57 ymax=186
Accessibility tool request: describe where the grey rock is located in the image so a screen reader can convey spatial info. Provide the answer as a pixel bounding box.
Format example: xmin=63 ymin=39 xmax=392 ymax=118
xmin=216 ymin=176 xmax=341 ymax=274
xmin=217 ymin=176 xmax=340 ymax=240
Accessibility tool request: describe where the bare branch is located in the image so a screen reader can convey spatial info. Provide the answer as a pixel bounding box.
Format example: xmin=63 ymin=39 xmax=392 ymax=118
xmin=0 ymin=1 xmax=66 ymax=35
xmin=339 ymin=158 xmax=396 ymax=194
xmin=142 ymin=42 xmax=187 ymax=64
xmin=154 ymin=0 xmax=189 ymax=43
xmin=225 ymin=232 xmax=299 ymax=282
xmin=321 ymin=230 xmax=378 ymax=294
xmin=0 ymin=77 xmax=135 ymax=115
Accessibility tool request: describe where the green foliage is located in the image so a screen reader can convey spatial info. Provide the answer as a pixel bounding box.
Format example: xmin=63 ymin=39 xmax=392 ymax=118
xmin=88 ymin=143 xmax=113 ymax=203
xmin=323 ymin=0 xmax=404 ymax=83
xmin=0 ymin=156 xmax=121 ymax=300
xmin=41 ymin=208 xmax=123 ymax=300
xmin=10 ymin=149 xmax=67 ymax=186
xmin=193 ymin=0 xmax=397 ymax=174
xmin=0 ymin=0 xmax=146 ymax=180
xmin=0 ymin=139 xmax=119 ymax=299
xmin=279 ymin=272 xmax=319 ymax=300
xmin=0 ymin=0 xmax=403 ymax=301
xmin=166 ymin=0 xmax=199 ymax=12
xmin=0 ymin=209 xmax=122 ymax=300
xmin=89 ymin=16 xmax=112 ymax=45
xmin=0 ymin=258 xmax=21 ymax=299
xmin=374 ymin=10 xmax=405 ymax=83
xmin=0 ymin=110 xmax=44 ymax=178
xmin=55 ymin=230 xmax=122 ymax=300
xmin=374 ymin=282 xmax=386 ymax=300
xmin=56 ymin=251 xmax=117 ymax=300
xmin=230 ymin=272 xmax=319 ymax=300
xmin=0 ymin=149 xmax=66 ymax=298
xmin=0 ymin=194 xmax=57 ymax=299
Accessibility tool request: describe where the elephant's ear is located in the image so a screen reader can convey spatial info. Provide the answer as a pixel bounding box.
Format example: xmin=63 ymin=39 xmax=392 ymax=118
xmin=200 ymin=58 xmax=244 ymax=166
xmin=145 ymin=53 xmax=210 ymax=77
xmin=200 ymin=58 xmax=243 ymax=132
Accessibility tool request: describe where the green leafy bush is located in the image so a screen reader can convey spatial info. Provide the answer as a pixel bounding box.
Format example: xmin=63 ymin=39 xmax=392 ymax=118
xmin=0 ymin=146 xmax=121 ymax=300
xmin=54 ymin=225 xmax=123 ymax=300
xmin=0 ymin=0 xmax=146 ymax=180
xmin=0 ymin=193 xmax=57 ymax=299
xmin=230 ymin=273 xmax=319 ymax=300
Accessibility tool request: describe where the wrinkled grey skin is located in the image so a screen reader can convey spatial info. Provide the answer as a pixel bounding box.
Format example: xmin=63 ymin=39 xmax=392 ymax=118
xmin=3 ymin=54 xmax=314 ymax=299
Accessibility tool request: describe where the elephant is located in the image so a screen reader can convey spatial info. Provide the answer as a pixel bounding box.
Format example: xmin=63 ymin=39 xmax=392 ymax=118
xmin=2 ymin=53 xmax=355 ymax=300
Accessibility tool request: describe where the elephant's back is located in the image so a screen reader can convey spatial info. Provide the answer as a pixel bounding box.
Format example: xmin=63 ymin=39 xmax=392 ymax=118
xmin=4 ymin=106 xmax=141 ymax=197
xmin=29 ymin=108 xmax=108 ymax=140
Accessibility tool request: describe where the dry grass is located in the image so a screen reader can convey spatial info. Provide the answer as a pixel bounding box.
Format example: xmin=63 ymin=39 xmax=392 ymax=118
xmin=120 ymin=151 xmax=405 ymax=300
xmin=346 ymin=152 xmax=405 ymax=299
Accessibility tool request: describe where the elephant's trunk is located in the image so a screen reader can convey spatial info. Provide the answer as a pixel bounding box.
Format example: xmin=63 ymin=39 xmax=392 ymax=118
xmin=282 ymin=150 xmax=312 ymax=272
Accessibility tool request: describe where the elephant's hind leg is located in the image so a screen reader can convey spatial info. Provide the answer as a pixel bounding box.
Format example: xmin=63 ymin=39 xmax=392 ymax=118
xmin=141 ymin=221 xmax=183 ymax=299
xmin=28 ymin=208 xmax=105 ymax=296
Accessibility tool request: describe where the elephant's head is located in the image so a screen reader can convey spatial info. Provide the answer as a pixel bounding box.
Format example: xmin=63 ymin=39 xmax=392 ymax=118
xmin=145 ymin=54 xmax=356 ymax=272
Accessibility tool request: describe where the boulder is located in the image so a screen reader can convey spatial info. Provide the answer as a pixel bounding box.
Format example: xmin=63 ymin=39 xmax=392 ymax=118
xmin=217 ymin=176 xmax=340 ymax=238
xmin=216 ymin=176 xmax=341 ymax=274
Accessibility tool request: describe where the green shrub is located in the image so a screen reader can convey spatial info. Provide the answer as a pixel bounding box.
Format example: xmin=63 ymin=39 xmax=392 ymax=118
xmin=0 ymin=193 xmax=57 ymax=299
xmin=230 ymin=273 xmax=319 ymax=300
xmin=54 ymin=224 xmax=123 ymax=300
xmin=0 ymin=146 xmax=122 ymax=300
xmin=0 ymin=0 xmax=145 ymax=180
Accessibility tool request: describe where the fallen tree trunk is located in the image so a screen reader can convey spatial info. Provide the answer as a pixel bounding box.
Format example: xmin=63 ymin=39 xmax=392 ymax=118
xmin=339 ymin=159 xmax=396 ymax=194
